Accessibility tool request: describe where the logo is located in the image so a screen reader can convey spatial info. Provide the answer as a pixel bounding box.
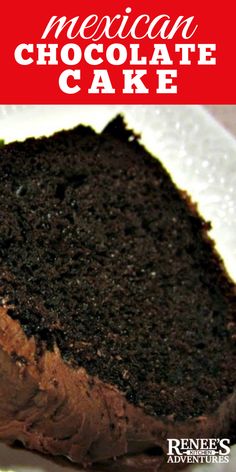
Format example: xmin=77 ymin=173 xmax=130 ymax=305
xmin=167 ymin=438 xmax=231 ymax=465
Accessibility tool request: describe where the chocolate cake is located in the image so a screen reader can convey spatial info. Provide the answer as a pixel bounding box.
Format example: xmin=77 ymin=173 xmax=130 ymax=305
xmin=0 ymin=115 xmax=235 ymax=470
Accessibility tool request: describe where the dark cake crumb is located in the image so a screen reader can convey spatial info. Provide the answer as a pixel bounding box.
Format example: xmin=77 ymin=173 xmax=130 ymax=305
xmin=0 ymin=115 xmax=235 ymax=421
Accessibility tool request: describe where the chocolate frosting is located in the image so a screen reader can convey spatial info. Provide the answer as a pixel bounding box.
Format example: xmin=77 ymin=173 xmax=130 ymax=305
xmin=0 ymin=306 xmax=235 ymax=470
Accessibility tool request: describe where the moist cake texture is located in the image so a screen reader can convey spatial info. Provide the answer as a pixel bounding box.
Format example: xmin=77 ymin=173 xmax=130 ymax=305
xmin=0 ymin=115 xmax=236 ymax=429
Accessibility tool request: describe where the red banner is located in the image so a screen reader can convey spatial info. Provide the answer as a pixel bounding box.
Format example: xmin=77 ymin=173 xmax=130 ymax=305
xmin=0 ymin=0 xmax=235 ymax=104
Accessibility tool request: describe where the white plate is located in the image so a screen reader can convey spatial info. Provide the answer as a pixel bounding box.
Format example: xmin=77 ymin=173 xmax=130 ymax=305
xmin=0 ymin=105 xmax=236 ymax=472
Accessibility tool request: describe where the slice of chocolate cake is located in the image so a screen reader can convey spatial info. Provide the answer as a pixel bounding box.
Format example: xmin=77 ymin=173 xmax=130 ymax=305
xmin=0 ymin=116 xmax=235 ymax=470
